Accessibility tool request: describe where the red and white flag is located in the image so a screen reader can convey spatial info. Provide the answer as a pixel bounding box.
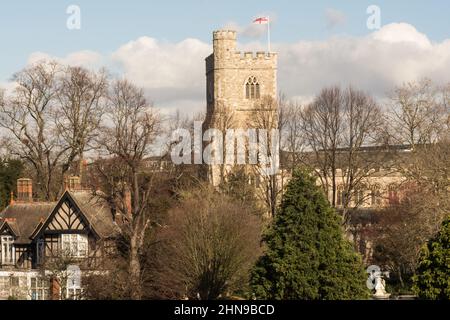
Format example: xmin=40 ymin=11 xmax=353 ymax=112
xmin=253 ymin=17 xmax=269 ymax=25
xmin=252 ymin=16 xmax=272 ymax=52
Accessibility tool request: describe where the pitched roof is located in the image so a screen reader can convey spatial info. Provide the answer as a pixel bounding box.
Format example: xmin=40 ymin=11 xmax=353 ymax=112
xmin=0 ymin=191 xmax=121 ymax=244
xmin=0 ymin=202 xmax=55 ymax=244
xmin=0 ymin=219 xmax=20 ymax=237
xmin=68 ymin=191 xmax=121 ymax=238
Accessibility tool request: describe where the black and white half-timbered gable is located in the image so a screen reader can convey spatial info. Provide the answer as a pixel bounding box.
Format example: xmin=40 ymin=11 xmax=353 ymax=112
xmin=0 ymin=178 xmax=121 ymax=300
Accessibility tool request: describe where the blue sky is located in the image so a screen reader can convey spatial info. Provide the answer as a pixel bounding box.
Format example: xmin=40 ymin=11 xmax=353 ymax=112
xmin=0 ymin=0 xmax=449 ymax=81
xmin=1 ymin=1 xmax=449 ymax=114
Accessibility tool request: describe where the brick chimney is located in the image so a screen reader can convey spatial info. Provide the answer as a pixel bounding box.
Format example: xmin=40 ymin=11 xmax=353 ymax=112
xmin=17 ymin=178 xmax=33 ymax=202
xmin=65 ymin=176 xmax=81 ymax=192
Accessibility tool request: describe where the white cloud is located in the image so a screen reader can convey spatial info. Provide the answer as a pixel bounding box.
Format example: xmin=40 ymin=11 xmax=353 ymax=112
xmin=325 ymin=8 xmax=347 ymax=29
xmin=112 ymin=37 xmax=210 ymax=90
xmin=28 ymin=50 xmax=103 ymax=69
xmin=371 ymin=23 xmax=431 ymax=48
xmin=276 ymin=23 xmax=450 ymax=101
xmin=8 ymin=22 xmax=450 ymax=116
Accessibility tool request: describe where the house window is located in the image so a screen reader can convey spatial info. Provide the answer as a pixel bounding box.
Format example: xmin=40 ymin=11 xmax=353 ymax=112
xmin=10 ymin=276 xmax=19 ymax=287
xmin=66 ymin=265 xmax=82 ymax=300
xmin=67 ymin=288 xmax=82 ymax=300
xmin=337 ymin=186 xmax=345 ymax=206
xmin=30 ymin=277 xmax=50 ymax=300
xmin=355 ymin=187 xmax=366 ymax=206
xmin=36 ymin=239 xmax=45 ymax=264
xmin=1 ymin=235 xmax=15 ymax=265
xmin=0 ymin=277 xmax=8 ymax=291
xmin=245 ymin=76 xmax=260 ymax=99
xmin=337 ymin=190 xmax=342 ymax=206
xmin=388 ymin=184 xmax=399 ymax=205
xmin=61 ymin=234 xmax=88 ymax=258
xmin=370 ymin=186 xmax=382 ymax=207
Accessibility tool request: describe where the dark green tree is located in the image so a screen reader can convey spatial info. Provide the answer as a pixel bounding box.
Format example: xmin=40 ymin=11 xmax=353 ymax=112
xmin=0 ymin=158 xmax=24 ymax=210
xmin=250 ymin=169 xmax=369 ymax=300
xmin=413 ymin=217 xmax=450 ymax=300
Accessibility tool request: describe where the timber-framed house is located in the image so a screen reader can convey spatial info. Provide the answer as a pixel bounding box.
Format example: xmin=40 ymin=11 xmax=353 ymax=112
xmin=0 ymin=178 xmax=120 ymax=300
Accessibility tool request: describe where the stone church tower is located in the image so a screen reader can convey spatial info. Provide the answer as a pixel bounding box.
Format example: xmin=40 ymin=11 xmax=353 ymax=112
xmin=203 ymin=30 xmax=278 ymax=185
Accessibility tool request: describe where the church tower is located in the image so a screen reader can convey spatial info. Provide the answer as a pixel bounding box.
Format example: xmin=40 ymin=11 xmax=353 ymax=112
xmin=204 ymin=30 xmax=278 ymax=185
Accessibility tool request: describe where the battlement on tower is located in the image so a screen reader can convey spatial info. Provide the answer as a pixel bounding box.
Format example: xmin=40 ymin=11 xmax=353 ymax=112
xmin=234 ymin=51 xmax=277 ymax=61
xmin=209 ymin=30 xmax=277 ymax=72
xmin=213 ymin=30 xmax=237 ymax=41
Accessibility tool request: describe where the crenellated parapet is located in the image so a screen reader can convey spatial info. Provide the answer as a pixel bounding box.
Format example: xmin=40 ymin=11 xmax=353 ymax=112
xmin=209 ymin=29 xmax=277 ymax=70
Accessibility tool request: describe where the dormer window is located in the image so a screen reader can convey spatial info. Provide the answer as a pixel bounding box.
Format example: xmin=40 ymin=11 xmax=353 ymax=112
xmin=245 ymin=76 xmax=260 ymax=99
xmin=1 ymin=235 xmax=15 ymax=265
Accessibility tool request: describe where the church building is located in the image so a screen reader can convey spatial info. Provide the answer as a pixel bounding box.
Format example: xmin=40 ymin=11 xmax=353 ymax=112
xmin=203 ymin=30 xmax=279 ymax=186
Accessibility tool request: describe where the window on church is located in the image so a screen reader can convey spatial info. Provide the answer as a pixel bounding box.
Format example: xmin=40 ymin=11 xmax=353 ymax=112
xmin=246 ymin=77 xmax=260 ymax=99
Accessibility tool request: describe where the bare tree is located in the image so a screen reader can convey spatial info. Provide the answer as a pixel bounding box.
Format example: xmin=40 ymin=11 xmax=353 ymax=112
xmin=85 ymin=160 xmax=176 ymax=300
xmin=0 ymin=87 xmax=4 ymax=108
xmin=339 ymin=88 xmax=383 ymax=218
xmin=250 ymin=96 xmax=285 ymax=218
xmin=301 ymin=87 xmax=343 ymax=207
xmin=0 ymin=61 xmax=62 ymax=200
xmin=387 ymin=80 xmax=450 ymax=197
xmin=39 ymin=251 xmax=79 ymax=300
xmin=373 ymin=186 xmax=447 ymax=289
xmin=387 ymin=79 xmax=446 ymax=148
xmin=94 ymin=79 xmax=161 ymax=300
xmin=55 ymin=65 xmax=108 ymax=189
xmin=208 ymin=103 xmax=236 ymax=184
xmin=280 ymin=101 xmax=306 ymax=172
xmin=155 ymin=184 xmax=262 ymax=300
xmin=301 ymin=86 xmax=384 ymax=225
xmin=0 ymin=61 xmax=107 ymax=200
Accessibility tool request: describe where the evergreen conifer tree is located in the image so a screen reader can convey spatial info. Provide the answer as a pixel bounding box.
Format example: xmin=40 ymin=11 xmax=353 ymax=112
xmin=250 ymin=170 xmax=369 ymax=300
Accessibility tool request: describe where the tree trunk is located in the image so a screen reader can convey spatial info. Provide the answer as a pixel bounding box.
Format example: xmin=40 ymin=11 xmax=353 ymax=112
xmin=129 ymin=233 xmax=142 ymax=300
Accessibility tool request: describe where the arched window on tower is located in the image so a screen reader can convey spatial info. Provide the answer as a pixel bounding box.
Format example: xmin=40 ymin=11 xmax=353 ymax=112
xmin=245 ymin=76 xmax=260 ymax=99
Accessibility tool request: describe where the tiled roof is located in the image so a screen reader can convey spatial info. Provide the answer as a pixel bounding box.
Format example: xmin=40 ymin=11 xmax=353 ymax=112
xmin=0 ymin=191 xmax=121 ymax=244
xmin=0 ymin=202 xmax=55 ymax=244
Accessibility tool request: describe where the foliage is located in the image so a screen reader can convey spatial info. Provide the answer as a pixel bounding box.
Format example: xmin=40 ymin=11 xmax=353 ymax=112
xmin=250 ymin=169 xmax=369 ymax=300
xmin=0 ymin=158 xmax=23 ymax=210
xmin=413 ymin=217 xmax=450 ymax=300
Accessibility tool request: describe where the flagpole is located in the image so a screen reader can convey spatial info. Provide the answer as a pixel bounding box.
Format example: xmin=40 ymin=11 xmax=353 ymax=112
xmin=267 ymin=16 xmax=271 ymax=53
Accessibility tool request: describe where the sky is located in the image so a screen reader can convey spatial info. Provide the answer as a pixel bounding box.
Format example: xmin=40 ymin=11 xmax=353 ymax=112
xmin=1 ymin=0 xmax=449 ymax=114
